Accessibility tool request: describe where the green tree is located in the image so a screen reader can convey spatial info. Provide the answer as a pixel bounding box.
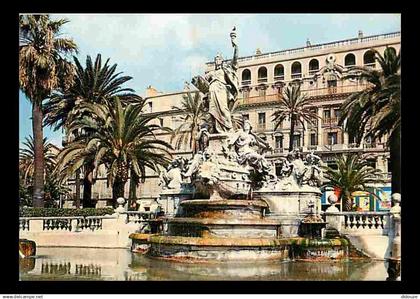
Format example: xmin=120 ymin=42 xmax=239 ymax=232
xmin=19 ymin=15 xmax=77 ymax=207
xmin=19 ymin=136 xmax=69 ymax=207
xmin=44 ymin=54 xmax=141 ymax=207
xmin=171 ymin=92 xmax=206 ymax=154
xmin=19 ymin=136 xmax=57 ymax=186
xmin=272 ymin=84 xmax=319 ymax=151
xmin=339 ymin=47 xmax=400 ymax=193
xmin=323 ymin=153 xmax=385 ymax=211
xmin=54 ymin=97 xmax=172 ymax=206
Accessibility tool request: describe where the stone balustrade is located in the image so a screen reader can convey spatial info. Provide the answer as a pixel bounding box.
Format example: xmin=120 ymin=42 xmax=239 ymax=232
xmin=322 ymin=211 xmax=390 ymax=235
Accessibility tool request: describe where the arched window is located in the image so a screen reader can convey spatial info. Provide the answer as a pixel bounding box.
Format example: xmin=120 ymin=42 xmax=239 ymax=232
xmin=363 ymin=50 xmax=376 ymax=67
xmin=291 ymin=61 xmax=302 ymax=79
xmin=258 ymin=66 xmax=268 ymax=83
xmin=241 ymin=69 xmax=251 ymax=85
xmin=274 ymin=64 xmax=284 ymax=80
xmin=384 ymin=47 xmax=397 ymax=57
xmin=344 ymin=53 xmax=356 ymax=67
xmin=308 ymin=59 xmax=319 ymax=75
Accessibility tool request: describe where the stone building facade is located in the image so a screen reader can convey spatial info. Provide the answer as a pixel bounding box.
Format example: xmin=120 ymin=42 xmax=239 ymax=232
xmin=66 ymin=31 xmax=400 ymax=206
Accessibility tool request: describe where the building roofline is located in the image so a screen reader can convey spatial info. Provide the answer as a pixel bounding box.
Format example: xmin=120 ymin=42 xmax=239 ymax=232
xmin=144 ymin=89 xmax=199 ymax=100
xmin=206 ymin=31 xmax=400 ymax=66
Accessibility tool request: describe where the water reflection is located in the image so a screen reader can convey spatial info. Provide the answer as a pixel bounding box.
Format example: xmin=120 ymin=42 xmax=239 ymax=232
xmin=19 ymin=247 xmax=388 ymax=281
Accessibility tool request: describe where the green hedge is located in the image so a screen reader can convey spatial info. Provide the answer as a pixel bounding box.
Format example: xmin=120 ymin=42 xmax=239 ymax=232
xmin=19 ymin=207 xmax=115 ymax=217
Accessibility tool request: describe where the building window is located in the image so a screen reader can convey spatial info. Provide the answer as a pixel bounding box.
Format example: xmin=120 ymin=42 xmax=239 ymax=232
xmin=148 ymin=102 xmax=153 ymax=113
xmin=291 ymin=61 xmax=302 ymax=79
xmin=384 ymin=47 xmax=397 ymax=57
xmin=274 ymin=64 xmax=284 ymax=80
xmin=242 ymin=69 xmax=251 ymax=85
xmin=310 ymin=133 xmax=317 ymax=146
xmin=366 ymin=159 xmax=376 ymax=169
xmin=275 ymin=163 xmax=282 ymax=176
xmin=258 ymin=112 xmax=266 ymax=125
xmin=328 ymin=132 xmax=338 ymax=145
xmin=334 ymin=109 xmax=341 ymax=119
xmin=344 ymin=53 xmax=356 ymax=67
xmin=258 ymin=67 xmax=268 ymax=83
xmin=309 ymin=59 xmax=319 ymax=75
xmin=327 ymin=79 xmax=337 ymax=93
xmin=159 ymin=118 xmax=164 ymax=127
xmin=363 ymin=50 xmax=376 ymax=67
xmin=293 ymin=135 xmax=301 ymax=148
xmin=323 ymin=109 xmax=331 ymax=119
xmin=327 ymin=162 xmax=338 ymax=170
xmin=242 ymin=89 xmax=250 ymax=98
xmin=275 ymin=136 xmax=283 ymax=149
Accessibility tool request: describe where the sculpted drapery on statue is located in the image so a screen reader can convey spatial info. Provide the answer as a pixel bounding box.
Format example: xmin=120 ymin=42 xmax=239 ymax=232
xmin=192 ymin=27 xmax=239 ymax=133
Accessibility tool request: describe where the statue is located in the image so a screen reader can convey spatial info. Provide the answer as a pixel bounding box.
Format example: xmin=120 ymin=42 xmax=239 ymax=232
xmin=192 ymin=27 xmax=239 ymax=133
xmin=195 ymin=123 xmax=210 ymax=153
xmin=158 ymin=158 xmax=186 ymax=190
xmin=314 ymin=54 xmax=346 ymax=82
xmin=228 ymin=120 xmax=271 ymax=175
xmin=303 ymin=151 xmax=323 ymax=187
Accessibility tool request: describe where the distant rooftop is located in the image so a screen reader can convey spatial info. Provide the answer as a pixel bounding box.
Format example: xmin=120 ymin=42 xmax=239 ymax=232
xmin=206 ymin=31 xmax=400 ymax=66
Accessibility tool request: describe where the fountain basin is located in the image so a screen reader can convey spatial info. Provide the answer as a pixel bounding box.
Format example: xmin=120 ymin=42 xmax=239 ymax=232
xmin=147 ymin=235 xmax=291 ymax=262
xmin=180 ymin=199 xmax=268 ymax=219
xmin=167 ymin=217 xmax=281 ymax=238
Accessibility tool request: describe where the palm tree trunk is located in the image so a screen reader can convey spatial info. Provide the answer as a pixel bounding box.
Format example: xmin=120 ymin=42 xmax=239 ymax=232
xmin=31 ymin=102 xmax=45 ymax=208
xmin=75 ymin=169 xmax=81 ymax=208
xmin=389 ymin=132 xmax=401 ymax=195
xmin=82 ymin=163 xmax=95 ymax=208
xmin=128 ymin=170 xmax=137 ymax=210
xmin=112 ymin=178 xmax=127 ymax=206
xmin=289 ymin=117 xmax=296 ymax=152
xmin=343 ymin=191 xmax=353 ymax=211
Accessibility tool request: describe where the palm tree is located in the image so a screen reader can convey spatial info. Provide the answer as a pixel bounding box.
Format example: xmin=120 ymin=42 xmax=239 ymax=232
xmin=44 ymin=54 xmax=142 ymax=207
xmin=272 ymin=84 xmax=319 ymax=152
xmin=171 ymin=92 xmax=206 ymax=154
xmin=19 ymin=136 xmax=57 ymax=186
xmin=54 ymin=97 xmax=173 ymax=205
xmin=323 ymin=153 xmax=385 ymax=211
xmin=19 ymin=15 xmax=78 ymax=207
xmin=339 ymin=47 xmax=401 ymax=194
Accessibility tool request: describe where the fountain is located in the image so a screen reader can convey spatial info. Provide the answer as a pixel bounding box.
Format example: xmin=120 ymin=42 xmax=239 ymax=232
xmin=130 ymin=27 xmax=351 ymax=262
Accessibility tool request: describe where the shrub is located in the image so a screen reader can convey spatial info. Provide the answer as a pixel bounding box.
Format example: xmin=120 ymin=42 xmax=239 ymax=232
xmin=19 ymin=207 xmax=115 ymax=217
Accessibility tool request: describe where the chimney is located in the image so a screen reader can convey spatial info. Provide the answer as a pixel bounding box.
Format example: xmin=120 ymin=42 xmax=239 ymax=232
xmin=255 ymin=48 xmax=262 ymax=55
xmin=358 ymin=30 xmax=364 ymax=39
xmin=306 ymin=38 xmax=311 ymax=47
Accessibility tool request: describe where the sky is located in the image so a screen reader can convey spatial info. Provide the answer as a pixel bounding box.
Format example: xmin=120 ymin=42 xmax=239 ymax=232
xmin=19 ymin=13 xmax=401 ymax=148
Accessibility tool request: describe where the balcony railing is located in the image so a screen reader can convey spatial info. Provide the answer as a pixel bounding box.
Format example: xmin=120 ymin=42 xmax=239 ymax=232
xmin=237 ymin=84 xmax=371 ymax=107
xmin=322 ymin=117 xmax=339 ymax=125
xmin=258 ymin=77 xmax=268 ymax=83
xmin=364 ymin=63 xmax=376 ymax=68
xmin=274 ymin=75 xmax=284 ymax=81
xmin=307 ymin=145 xmax=318 ymax=151
xmin=237 ymin=93 xmax=282 ymax=106
xmin=273 ymin=148 xmax=284 ymax=154
xmin=291 ymin=73 xmax=302 ymax=79
xmin=241 ymin=80 xmax=251 ymax=86
xmin=309 ymin=69 xmax=319 ymax=75
xmin=301 ymin=84 xmax=370 ymax=98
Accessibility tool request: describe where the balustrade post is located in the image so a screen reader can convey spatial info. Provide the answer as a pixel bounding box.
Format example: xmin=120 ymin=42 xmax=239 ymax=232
xmin=324 ymin=194 xmax=342 ymax=236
